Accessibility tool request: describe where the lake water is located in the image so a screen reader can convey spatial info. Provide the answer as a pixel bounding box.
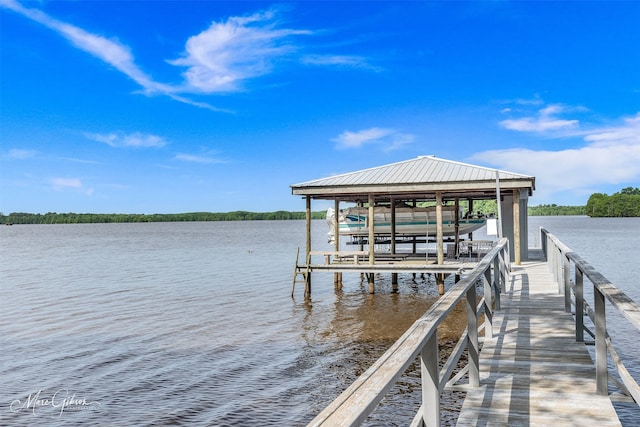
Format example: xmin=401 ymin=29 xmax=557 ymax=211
xmin=1 ymin=217 xmax=638 ymax=426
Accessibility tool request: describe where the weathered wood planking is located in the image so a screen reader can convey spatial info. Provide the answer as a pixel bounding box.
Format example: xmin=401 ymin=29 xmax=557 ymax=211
xmin=457 ymin=253 xmax=622 ymax=426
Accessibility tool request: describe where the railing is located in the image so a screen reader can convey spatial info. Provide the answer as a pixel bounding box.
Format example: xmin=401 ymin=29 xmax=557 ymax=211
xmin=308 ymin=238 xmax=510 ymax=427
xmin=542 ymin=227 xmax=640 ymax=404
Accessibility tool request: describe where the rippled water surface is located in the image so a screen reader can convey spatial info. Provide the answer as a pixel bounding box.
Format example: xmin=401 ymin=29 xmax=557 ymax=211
xmin=1 ymin=218 xmax=638 ymax=426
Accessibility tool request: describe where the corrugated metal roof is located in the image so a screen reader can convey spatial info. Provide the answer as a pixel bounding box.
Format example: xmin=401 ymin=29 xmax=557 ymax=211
xmin=291 ymin=156 xmax=534 ymax=188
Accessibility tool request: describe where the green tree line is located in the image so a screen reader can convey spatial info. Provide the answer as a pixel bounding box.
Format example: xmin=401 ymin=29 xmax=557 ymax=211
xmin=0 ymin=210 xmax=328 ymax=225
xmin=528 ymin=204 xmax=585 ymax=216
xmin=585 ymin=187 xmax=640 ymax=217
xmin=3 ymin=189 xmax=637 ymax=224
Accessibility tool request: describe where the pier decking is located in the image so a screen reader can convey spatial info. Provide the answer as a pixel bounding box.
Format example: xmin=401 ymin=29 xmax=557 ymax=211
xmin=308 ymin=232 xmax=639 ymax=426
xmin=456 ymin=250 xmax=621 ymax=426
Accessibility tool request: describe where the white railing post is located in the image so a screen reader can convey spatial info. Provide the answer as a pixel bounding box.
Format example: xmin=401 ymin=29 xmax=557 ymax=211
xmin=555 ymin=246 xmax=562 ymax=289
xmin=594 ymin=286 xmax=608 ymax=396
xmin=575 ymin=267 xmax=584 ymax=342
xmin=420 ymin=332 xmax=440 ymax=427
xmin=466 ymin=285 xmax=479 ymax=387
xmin=563 ymin=254 xmax=571 ymax=312
xmin=493 ymin=256 xmax=501 ymax=311
xmin=501 ymin=246 xmax=509 ymax=291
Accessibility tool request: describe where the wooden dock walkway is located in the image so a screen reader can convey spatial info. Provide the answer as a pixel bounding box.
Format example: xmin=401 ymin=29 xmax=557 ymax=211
xmin=456 ymin=250 xmax=622 ymax=426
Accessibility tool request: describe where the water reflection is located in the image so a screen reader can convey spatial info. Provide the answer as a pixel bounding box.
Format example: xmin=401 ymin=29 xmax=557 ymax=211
xmin=297 ymin=272 xmax=474 ymax=425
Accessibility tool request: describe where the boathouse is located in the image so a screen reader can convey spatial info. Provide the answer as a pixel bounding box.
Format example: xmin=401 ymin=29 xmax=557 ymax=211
xmin=290 ymin=156 xmax=535 ymax=297
xmin=292 ymin=156 xmax=535 ymax=259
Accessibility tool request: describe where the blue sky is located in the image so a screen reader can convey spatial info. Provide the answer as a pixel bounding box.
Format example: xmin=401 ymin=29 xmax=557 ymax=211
xmin=1 ymin=1 xmax=639 ymax=214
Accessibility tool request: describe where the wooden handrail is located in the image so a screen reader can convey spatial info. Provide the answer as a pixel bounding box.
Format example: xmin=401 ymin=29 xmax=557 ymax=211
xmin=541 ymin=227 xmax=640 ymax=404
xmin=308 ymin=238 xmax=510 ymax=426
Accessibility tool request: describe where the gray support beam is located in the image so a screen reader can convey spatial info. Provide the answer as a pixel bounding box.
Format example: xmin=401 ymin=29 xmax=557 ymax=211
xmin=513 ymin=189 xmax=521 ymax=265
xmin=368 ymin=194 xmax=375 ymax=294
xmin=436 ymin=192 xmax=444 ymax=265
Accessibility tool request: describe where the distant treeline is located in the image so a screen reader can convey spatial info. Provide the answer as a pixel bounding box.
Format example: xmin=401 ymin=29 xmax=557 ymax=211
xmin=0 ymin=211 xmax=327 ymax=225
xmin=528 ymin=204 xmax=585 ymax=216
xmin=585 ymin=187 xmax=640 ymax=217
xmin=3 ymin=188 xmax=638 ymax=224
xmin=464 ymin=200 xmax=585 ymax=216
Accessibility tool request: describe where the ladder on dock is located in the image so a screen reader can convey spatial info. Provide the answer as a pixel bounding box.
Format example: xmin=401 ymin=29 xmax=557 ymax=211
xmin=291 ymin=247 xmax=310 ymax=298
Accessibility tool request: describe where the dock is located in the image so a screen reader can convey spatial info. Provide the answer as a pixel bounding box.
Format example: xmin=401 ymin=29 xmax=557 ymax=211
xmin=307 ymin=231 xmax=639 ymax=426
xmin=291 ymin=156 xmax=638 ymax=425
xmin=456 ymin=250 xmax=621 ymax=426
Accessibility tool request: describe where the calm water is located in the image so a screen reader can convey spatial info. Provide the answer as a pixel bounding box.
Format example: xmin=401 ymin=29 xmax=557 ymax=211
xmin=1 ymin=217 xmax=638 ymax=426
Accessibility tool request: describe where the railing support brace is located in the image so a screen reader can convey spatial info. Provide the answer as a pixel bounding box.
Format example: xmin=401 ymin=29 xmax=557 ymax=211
xmin=493 ymin=256 xmax=501 ymax=311
xmin=575 ymin=268 xmax=584 ymax=342
xmin=563 ymin=254 xmax=571 ymax=312
xmin=484 ymin=269 xmax=493 ymax=338
xmin=594 ymin=287 xmax=608 ymax=396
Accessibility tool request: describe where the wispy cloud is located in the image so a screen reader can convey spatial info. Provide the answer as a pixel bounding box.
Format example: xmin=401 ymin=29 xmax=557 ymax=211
xmin=174 ymin=153 xmax=226 ymax=164
xmin=471 ymin=111 xmax=640 ymax=202
xmin=1 ymin=0 xmax=167 ymax=93
xmin=332 ymin=127 xmax=414 ymax=151
xmin=170 ymin=9 xmax=311 ymax=93
xmin=59 ymin=157 xmax=100 ymax=164
xmin=50 ymin=177 xmax=94 ymax=195
xmin=499 ymin=104 xmax=580 ymax=132
xmin=2 ymin=1 xmax=375 ymax=111
xmin=84 ymin=131 xmax=167 ymax=148
xmin=6 ymin=148 xmax=38 ymax=159
xmin=301 ymin=54 xmax=381 ymax=71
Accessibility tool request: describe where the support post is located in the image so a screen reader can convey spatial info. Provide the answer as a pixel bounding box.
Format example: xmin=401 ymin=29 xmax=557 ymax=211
xmin=305 ymin=196 xmax=312 ymax=299
xmin=420 ymin=332 xmax=440 ymax=427
xmin=495 ymin=170 xmax=503 ymax=239
xmin=436 ymin=274 xmax=445 ymax=296
xmin=334 ymin=199 xmax=342 ymax=290
xmin=563 ymin=254 xmax=571 ymax=312
xmin=391 ymin=198 xmax=398 ymax=289
xmin=368 ymin=194 xmax=375 ymax=294
xmin=466 ymin=284 xmax=479 ymax=387
xmin=594 ymin=286 xmax=608 ymax=396
xmin=454 ymin=197 xmax=460 ymax=257
xmin=493 ymin=255 xmax=501 ymax=310
xmin=436 ymin=192 xmax=444 ymax=265
xmin=513 ymin=189 xmax=521 ymax=265
xmin=575 ymin=267 xmax=584 ymax=342
xmin=468 ymin=198 xmax=474 ymax=241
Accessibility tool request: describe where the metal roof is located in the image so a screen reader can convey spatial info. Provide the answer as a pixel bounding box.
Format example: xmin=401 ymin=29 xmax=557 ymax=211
xmin=291 ymin=156 xmax=535 ymax=201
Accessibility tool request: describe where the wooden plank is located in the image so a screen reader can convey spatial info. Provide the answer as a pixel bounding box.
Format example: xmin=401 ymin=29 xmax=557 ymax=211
xmin=457 ymin=255 xmax=622 ymax=426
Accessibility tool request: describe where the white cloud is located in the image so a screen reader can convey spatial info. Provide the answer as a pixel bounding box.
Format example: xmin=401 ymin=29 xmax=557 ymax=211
xmin=85 ymin=131 xmax=167 ymax=148
xmin=50 ymin=178 xmax=94 ymax=195
xmin=471 ymin=111 xmax=640 ymax=202
xmin=175 ymin=153 xmax=225 ymax=164
xmin=332 ymin=127 xmax=413 ymax=151
xmin=7 ymin=148 xmax=38 ymax=159
xmin=499 ymin=104 xmax=579 ymax=132
xmin=301 ymin=54 xmax=381 ymax=71
xmin=1 ymin=0 xmax=224 ymax=110
xmin=584 ymin=113 xmax=640 ymax=147
xmin=333 ymin=127 xmax=393 ymax=148
xmin=2 ymin=1 xmax=373 ymax=111
xmin=1 ymin=0 xmax=166 ymax=94
xmin=169 ymin=10 xmax=311 ymax=93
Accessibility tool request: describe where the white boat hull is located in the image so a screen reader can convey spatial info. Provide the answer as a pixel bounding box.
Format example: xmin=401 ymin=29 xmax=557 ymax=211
xmin=327 ymin=206 xmax=486 ymax=243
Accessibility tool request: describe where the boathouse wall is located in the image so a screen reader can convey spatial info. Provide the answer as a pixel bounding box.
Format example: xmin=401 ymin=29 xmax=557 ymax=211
xmin=500 ymin=190 xmax=530 ymax=261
